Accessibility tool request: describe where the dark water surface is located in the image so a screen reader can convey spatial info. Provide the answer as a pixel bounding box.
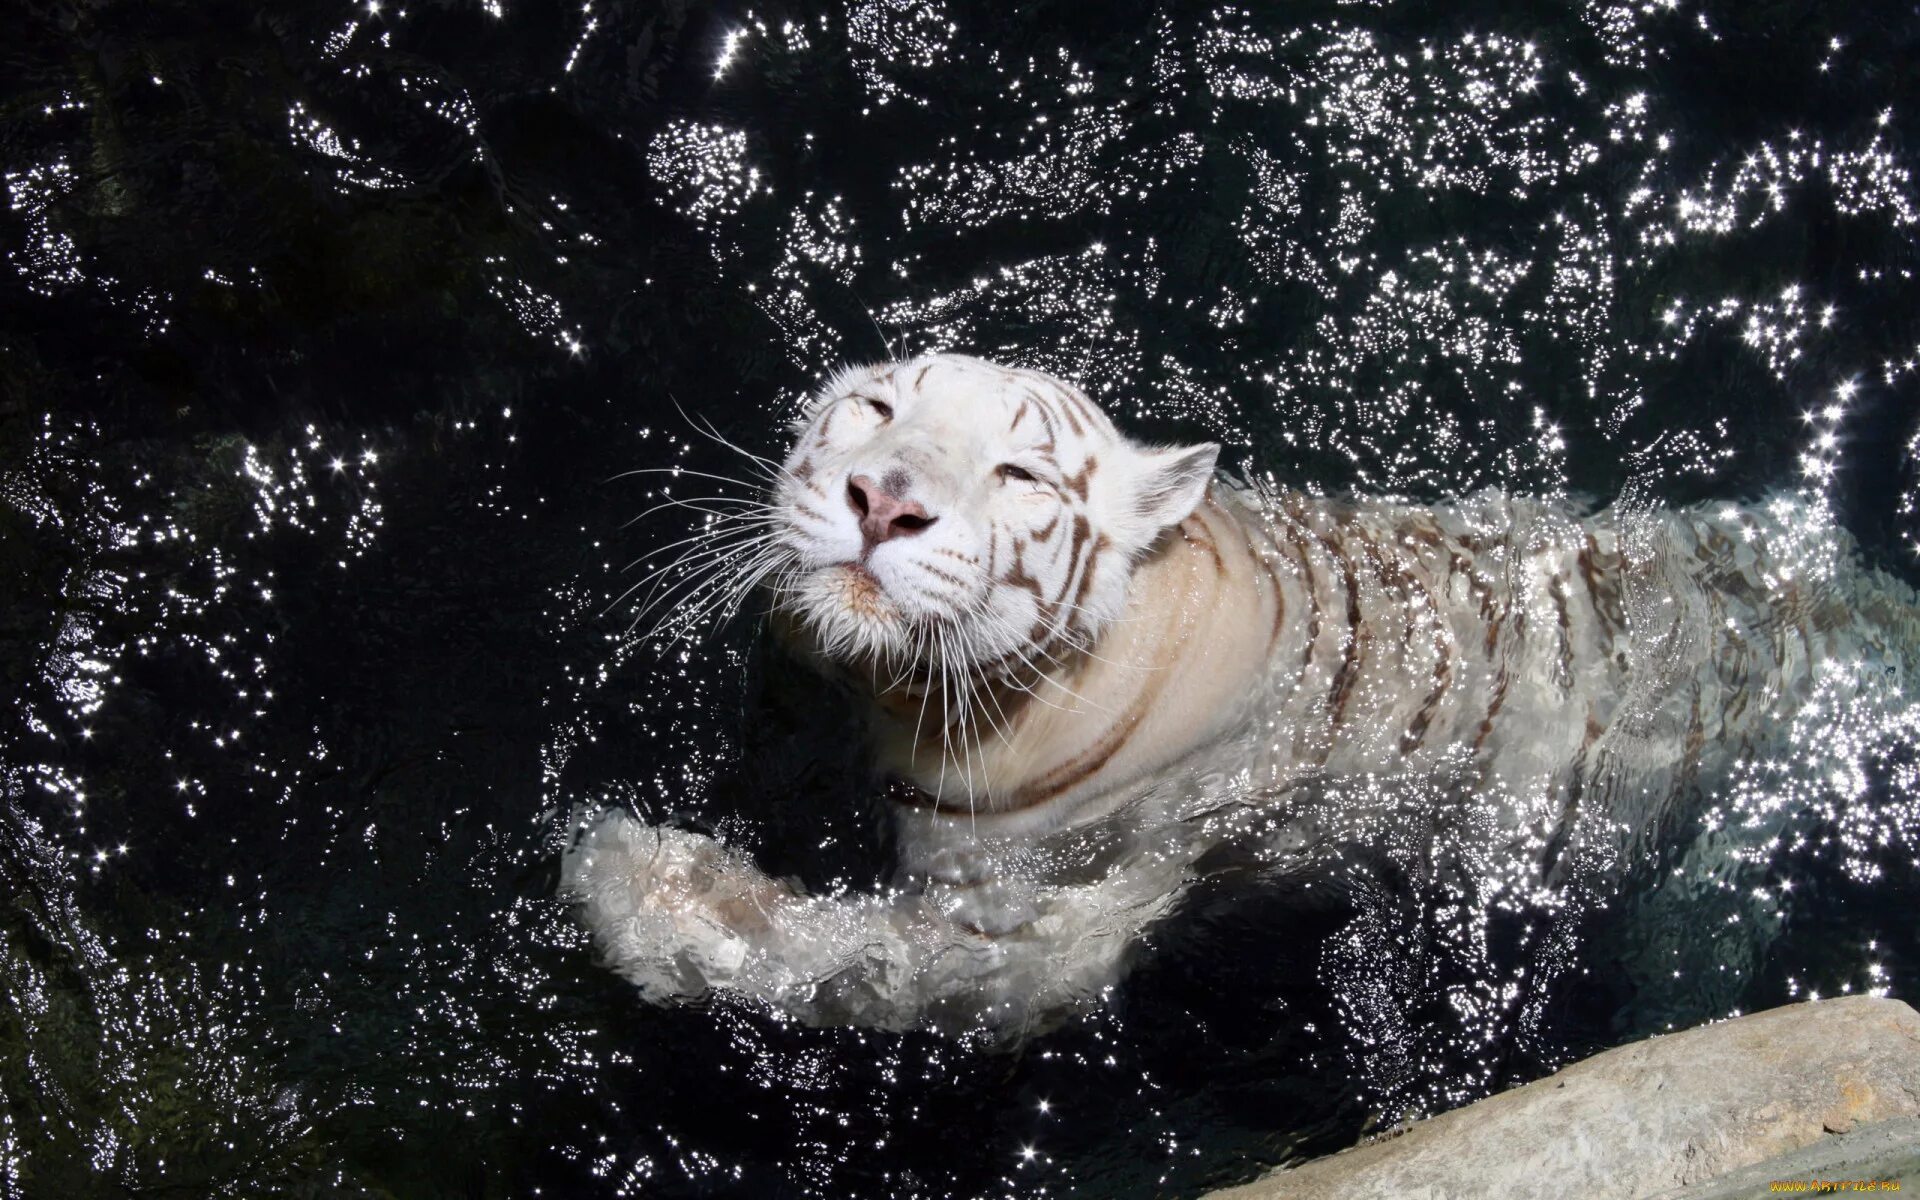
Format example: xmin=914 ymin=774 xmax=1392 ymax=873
xmin=5 ymin=0 xmax=1920 ymax=1195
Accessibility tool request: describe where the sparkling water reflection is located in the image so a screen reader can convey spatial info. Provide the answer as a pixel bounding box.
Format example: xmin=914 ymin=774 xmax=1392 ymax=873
xmin=3 ymin=1 xmax=1919 ymax=1196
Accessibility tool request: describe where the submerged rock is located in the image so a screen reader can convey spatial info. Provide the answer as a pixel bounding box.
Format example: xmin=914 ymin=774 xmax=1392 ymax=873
xmin=1212 ymin=996 xmax=1920 ymax=1199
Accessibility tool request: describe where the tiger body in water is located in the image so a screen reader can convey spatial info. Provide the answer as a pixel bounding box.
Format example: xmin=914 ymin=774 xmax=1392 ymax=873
xmin=563 ymin=353 xmax=1918 ymax=1034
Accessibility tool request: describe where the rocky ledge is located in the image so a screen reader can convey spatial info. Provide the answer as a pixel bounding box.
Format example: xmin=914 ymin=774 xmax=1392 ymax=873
xmin=1211 ymin=995 xmax=1920 ymax=1200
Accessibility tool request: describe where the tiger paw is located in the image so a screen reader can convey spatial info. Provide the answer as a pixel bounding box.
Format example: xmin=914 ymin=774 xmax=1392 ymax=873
xmin=562 ymin=811 xmax=789 ymax=994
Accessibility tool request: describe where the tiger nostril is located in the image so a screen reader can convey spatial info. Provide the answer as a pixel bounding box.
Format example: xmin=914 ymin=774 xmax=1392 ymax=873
xmin=847 ymin=477 xmax=870 ymax=517
xmin=892 ymin=513 xmax=936 ymax=533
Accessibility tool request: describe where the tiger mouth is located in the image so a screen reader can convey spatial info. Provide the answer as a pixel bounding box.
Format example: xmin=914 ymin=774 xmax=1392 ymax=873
xmin=793 ymin=561 xmax=1058 ymax=682
xmin=826 ymin=561 xmax=896 ymax=620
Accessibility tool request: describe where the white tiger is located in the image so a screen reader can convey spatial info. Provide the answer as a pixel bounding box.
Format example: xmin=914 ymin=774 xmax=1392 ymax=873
xmin=562 ymin=353 xmax=1919 ymax=1035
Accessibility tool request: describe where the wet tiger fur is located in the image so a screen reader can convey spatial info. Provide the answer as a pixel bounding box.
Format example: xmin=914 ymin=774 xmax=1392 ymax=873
xmin=562 ymin=353 xmax=1920 ymax=1034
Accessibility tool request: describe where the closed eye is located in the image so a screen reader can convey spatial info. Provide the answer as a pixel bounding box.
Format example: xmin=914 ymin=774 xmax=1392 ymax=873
xmin=865 ymin=398 xmax=894 ymax=420
xmin=998 ymin=463 xmax=1038 ymax=483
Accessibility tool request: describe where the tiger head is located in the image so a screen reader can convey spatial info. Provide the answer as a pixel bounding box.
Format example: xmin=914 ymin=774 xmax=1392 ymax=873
xmin=770 ymin=354 xmax=1219 ymax=681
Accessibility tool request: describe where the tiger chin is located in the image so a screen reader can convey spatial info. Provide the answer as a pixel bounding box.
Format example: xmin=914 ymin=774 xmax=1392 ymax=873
xmin=562 ymin=353 xmax=1919 ymax=1038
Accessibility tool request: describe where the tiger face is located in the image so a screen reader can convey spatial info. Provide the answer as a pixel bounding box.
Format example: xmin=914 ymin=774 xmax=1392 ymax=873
xmin=770 ymin=354 xmax=1219 ymax=676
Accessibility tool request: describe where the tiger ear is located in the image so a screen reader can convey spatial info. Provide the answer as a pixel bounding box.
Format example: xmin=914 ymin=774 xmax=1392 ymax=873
xmin=1126 ymin=441 xmax=1219 ymax=534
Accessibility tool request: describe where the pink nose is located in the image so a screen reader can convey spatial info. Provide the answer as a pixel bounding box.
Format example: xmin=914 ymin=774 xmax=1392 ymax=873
xmin=847 ymin=474 xmax=937 ymax=548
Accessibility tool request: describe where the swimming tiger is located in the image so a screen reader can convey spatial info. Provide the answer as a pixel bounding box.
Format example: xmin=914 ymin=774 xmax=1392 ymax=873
xmin=561 ymin=353 xmax=1920 ymax=1034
